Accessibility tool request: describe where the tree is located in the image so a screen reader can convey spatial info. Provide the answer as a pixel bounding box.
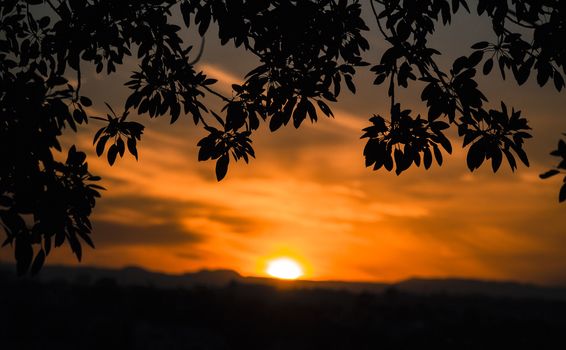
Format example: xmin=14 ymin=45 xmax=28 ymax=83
xmin=1 ymin=0 xmax=564 ymax=275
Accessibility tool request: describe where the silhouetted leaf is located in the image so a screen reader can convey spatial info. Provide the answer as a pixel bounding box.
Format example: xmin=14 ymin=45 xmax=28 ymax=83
xmin=373 ymin=73 xmax=387 ymax=85
xmin=293 ymin=99 xmax=308 ymax=128
xmin=270 ymin=114 xmax=284 ymax=132
xmin=467 ymin=141 xmax=484 ymax=171
xmin=554 ymin=73 xmax=564 ymax=92
xmin=433 ymin=145 xmax=443 ymax=166
xmin=127 ymin=138 xmax=138 ymax=160
xmin=30 ymin=249 xmax=45 ymax=275
xmin=453 ymin=56 xmax=468 ymax=74
xmin=215 ymin=154 xmax=229 ymax=181
xmin=471 ymin=41 xmax=490 ymax=50
xmin=345 ymin=75 xmax=356 ymax=94
xmin=107 ymin=144 xmax=118 ymax=166
xmin=317 ymin=100 xmax=333 ymax=117
xmin=483 ymin=58 xmax=493 ymax=75
xmin=96 ymin=135 xmax=109 ymax=156
xmin=491 ymin=147 xmax=502 ymax=172
xmin=468 ymin=51 xmax=484 ymax=67
xmin=423 ymin=148 xmax=433 ymax=169
xmin=503 ymin=149 xmax=517 ymax=171
xmin=80 ymin=96 xmax=92 ymax=107
xmin=540 ymin=170 xmax=560 ymax=179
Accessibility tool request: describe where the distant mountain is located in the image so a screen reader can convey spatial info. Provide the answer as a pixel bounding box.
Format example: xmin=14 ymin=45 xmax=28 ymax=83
xmin=1 ymin=264 xmax=565 ymax=301
xmin=0 ymin=264 xmax=242 ymax=289
xmin=393 ymin=277 xmax=566 ymax=300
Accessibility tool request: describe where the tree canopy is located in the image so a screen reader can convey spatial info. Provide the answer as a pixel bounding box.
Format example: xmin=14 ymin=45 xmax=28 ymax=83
xmin=1 ymin=0 xmax=565 ymax=275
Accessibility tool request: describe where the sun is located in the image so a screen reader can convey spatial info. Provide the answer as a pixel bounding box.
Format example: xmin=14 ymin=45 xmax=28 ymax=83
xmin=266 ymin=258 xmax=304 ymax=280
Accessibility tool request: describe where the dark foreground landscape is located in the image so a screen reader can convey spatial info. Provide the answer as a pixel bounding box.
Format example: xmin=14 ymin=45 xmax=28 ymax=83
xmin=2 ymin=265 xmax=566 ymax=349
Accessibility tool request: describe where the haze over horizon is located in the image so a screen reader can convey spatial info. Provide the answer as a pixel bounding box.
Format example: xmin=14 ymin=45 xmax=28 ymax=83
xmin=1 ymin=4 xmax=565 ymax=286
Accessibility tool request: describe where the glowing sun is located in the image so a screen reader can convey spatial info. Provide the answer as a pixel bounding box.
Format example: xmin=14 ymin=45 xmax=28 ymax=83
xmin=266 ymin=258 xmax=304 ymax=280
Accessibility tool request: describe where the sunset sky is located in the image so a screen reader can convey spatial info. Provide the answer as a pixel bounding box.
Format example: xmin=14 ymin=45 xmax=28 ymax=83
xmin=1 ymin=5 xmax=565 ymax=286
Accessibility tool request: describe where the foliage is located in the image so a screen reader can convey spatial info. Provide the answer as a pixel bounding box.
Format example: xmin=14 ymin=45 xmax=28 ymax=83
xmin=0 ymin=0 xmax=564 ymax=274
xmin=539 ymin=136 xmax=566 ymax=202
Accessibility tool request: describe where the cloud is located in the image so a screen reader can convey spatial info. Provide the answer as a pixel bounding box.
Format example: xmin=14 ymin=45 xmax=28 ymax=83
xmin=91 ymin=194 xmax=259 ymax=248
xmin=92 ymin=220 xmax=201 ymax=247
xmin=197 ymin=63 xmax=242 ymax=95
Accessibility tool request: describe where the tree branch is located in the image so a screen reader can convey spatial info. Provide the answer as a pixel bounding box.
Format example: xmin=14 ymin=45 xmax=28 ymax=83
xmin=201 ymin=84 xmax=231 ymax=103
xmin=188 ymin=35 xmax=206 ymax=66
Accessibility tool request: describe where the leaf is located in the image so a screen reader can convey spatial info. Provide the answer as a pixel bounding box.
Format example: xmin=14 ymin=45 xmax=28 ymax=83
xmin=540 ymin=169 xmax=560 ymax=179
xmin=345 ymin=75 xmax=356 ymax=94
xmin=306 ymin=100 xmax=317 ymax=122
xmin=503 ymin=149 xmax=517 ymax=171
xmin=96 ymin=135 xmax=109 ymax=156
xmin=394 ymin=148 xmax=403 ymax=175
xmin=396 ymin=20 xmax=410 ymax=41
xmin=317 ymin=100 xmax=333 ymax=117
xmin=30 ymin=249 xmax=45 ymax=275
xmin=516 ymin=59 xmax=533 ymax=85
xmin=554 ymin=72 xmax=565 ymax=92
xmin=471 ymin=41 xmax=490 ymax=50
xmin=423 ymin=147 xmax=433 ymax=169
xmin=80 ymin=96 xmax=92 ymax=107
xmin=68 ymin=233 xmax=82 ymax=262
xmin=197 ymin=5 xmax=211 ymax=36
xmin=38 ymin=16 xmax=50 ymax=29
xmin=452 ymin=56 xmax=468 ymax=74
xmin=433 ymin=144 xmax=443 ymax=166
xmin=77 ymin=231 xmax=95 ymax=249
xmin=536 ymin=62 xmax=551 ymax=86
xmin=107 ymin=144 xmax=118 ymax=166
xmin=180 ymin=1 xmax=192 ymax=27
xmin=384 ymin=151 xmax=394 ymax=171
xmin=483 ymin=58 xmax=493 ymax=75
xmin=117 ymin=138 xmax=125 ymax=157
xmin=127 ymin=138 xmax=138 ymax=160
xmin=466 ymin=141 xmax=484 ymax=171
xmin=467 ymin=50 xmax=484 ymax=67
xmin=215 ymin=154 xmax=229 ymax=181
xmin=437 ymin=134 xmax=452 ymax=154
xmin=293 ymin=99 xmax=308 ymax=128
xmin=491 ymin=147 xmax=502 ymax=172
xmin=73 ymin=109 xmax=86 ymax=124
xmin=44 ymin=236 xmax=51 ymax=256
xmin=373 ymin=73 xmax=387 ymax=85
xmin=269 ymin=114 xmax=284 ymax=132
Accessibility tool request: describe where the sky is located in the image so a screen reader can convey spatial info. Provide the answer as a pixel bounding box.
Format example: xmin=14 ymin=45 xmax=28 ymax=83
xmin=1 ymin=3 xmax=565 ymax=285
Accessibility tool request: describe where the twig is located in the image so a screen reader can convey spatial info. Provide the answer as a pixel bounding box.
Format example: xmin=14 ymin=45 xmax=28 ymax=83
xmin=370 ymin=0 xmax=389 ymax=38
xmin=202 ymin=84 xmax=231 ymax=103
xmin=46 ymin=0 xmax=64 ymax=19
xmin=188 ymin=36 xmax=206 ymax=65
xmin=75 ymin=60 xmax=81 ymax=101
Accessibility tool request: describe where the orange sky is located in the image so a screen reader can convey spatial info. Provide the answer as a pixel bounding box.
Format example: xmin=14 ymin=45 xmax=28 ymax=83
xmin=1 ymin=7 xmax=565 ymax=285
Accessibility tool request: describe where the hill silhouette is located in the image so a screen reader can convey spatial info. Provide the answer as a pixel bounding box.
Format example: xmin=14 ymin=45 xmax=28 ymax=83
xmin=2 ymin=264 xmax=565 ymax=349
xmin=3 ymin=264 xmax=565 ymax=301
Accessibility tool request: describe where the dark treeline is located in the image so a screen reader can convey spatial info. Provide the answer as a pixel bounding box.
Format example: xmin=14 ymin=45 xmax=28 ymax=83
xmin=2 ymin=272 xmax=565 ymax=349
